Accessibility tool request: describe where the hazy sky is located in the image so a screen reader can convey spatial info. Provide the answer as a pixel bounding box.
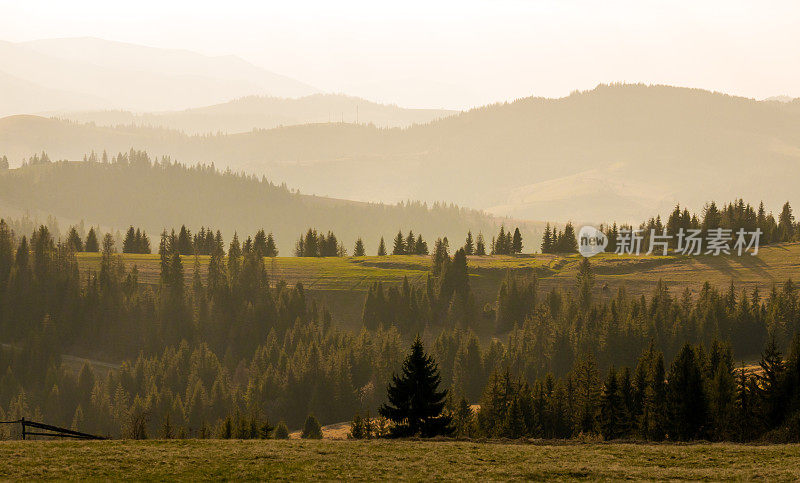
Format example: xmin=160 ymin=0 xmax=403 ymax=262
xmin=3 ymin=0 xmax=799 ymax=109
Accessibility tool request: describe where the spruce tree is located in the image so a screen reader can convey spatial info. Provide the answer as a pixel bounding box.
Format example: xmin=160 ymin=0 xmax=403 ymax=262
xmin=301 ymin=414 xmax=323 ymax=439
xmin=541 ymin=223 xmax=552 ymax=253
xmin=511 ymin=228 xmax=523 ymax=254
xmin=353 ymin=238 xmax=366 ymax=257
xmin=475 ymin=233 xmax=486 ymax=256
xmin=778 ymin=201 xmax=795 ymax=242
xmin=66 ymin=226 xmax=83 ymax=252
xmin=85 ymin=227 xmax=99 ymax=252
xmin=599 ymin=366 xmax=621 ymax=440
xmin=392 ymin=230 xmax=406 ymax=255
xmin=265 ymin=233 xmax=278 ymax=257
xmin=405 ymin=231 xmax=416 ymax=255
xmin=464 ymin=231 xmax=474 ymax=256
xmin=667 ymin=344 xmax=707 ymax=440
xmin=123 ymin=226 xmax=136 ymax=253
xmin=415 ymin=234 xmax=428 ymax=255
xmin=273 ymin=421 xmax=289 ymax=439
xmin=559 ymin=223 xmax=579 ymax=253
xmin=253 ymin=229 xmax=268 ymax=257
xmin=377 ymin=237 xmax=387 ymax=256
xmin=379 ymin=337 xmax=453 ymax=437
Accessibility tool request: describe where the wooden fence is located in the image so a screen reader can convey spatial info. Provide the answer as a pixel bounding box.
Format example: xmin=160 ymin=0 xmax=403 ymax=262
xmin=0 ymin=417 xmax=106 ymax=440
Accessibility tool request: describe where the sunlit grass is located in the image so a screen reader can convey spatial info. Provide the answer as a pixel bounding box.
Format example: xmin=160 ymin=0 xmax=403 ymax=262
xmin=2 ymin=439 xmax=800 ymax=480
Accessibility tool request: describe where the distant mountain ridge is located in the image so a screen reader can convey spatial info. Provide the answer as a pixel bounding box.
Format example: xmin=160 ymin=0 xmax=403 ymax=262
xmin=2 ymin=84 xmax=799 ymax=223
xmin=51 ymin=94 xmax=456 ymax=134
xmin=0 ymin=37 xmax=318 ymax=115
xmin=0 ymin=157 xmax=515 ymax=255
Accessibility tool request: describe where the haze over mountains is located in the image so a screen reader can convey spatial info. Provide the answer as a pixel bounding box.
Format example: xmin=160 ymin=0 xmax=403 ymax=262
xmin=53 ymin=95 xmax=455 ymax=134
xmin=0 ymin=37 xmax=317 ymax=115
xmin=2 ymin=84 xmax=799 ymax=223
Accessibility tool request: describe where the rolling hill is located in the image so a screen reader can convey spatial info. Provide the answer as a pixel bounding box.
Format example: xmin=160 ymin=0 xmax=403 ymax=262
xmin=0 ymin=157 xmax=521 ymax=256
xmin=2 ymin=84 xmax=799 ymax=222
xmin=51 ymin=94 xmax=455 ymax=134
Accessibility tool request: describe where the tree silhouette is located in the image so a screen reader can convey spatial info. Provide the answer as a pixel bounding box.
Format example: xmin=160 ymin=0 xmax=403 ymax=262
xmin=379 ymin=337 xmax=453 ymax=437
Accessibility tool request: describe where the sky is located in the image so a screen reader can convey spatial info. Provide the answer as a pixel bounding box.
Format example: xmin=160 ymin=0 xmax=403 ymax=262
xmin=2 ymin=0 xmax=799 ymax=109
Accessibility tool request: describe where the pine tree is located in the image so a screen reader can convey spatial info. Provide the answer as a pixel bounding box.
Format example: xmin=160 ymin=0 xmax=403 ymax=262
xmin=778 ymin=201 xmax=795 ymax=242
xmin=572 ymin=352 xmax=600 ymax=434
xmin=66 ymin=226 xmax=83 ymax=252
xmin=558 ymin=223 xmax=578 ymax=253
xmin=177 ymin=225 xmax=193 ymax=255
xmin=464 ymin=231 xmax=474 ymax=256
xmin=758 ymin=334 xmax=785 ymax=428
xmin=415 ymin=234 xmax=428 ymax=255
xmin=512 ymin=228 xmax=523 ymax=254
xmin=265 ymin=233 xmax=278 ymax=257
xmin=353 ymin=238 xmax=366 ymax=257
xmin=377 ymin=237 xmax=387 ymax=256
xmin=405 ymin=231 xmax=416 ymax=255
xmin=253 ymin=229 xmax=268 ymax=257
xmin=667 ymin=344 xmax=707 ymax=440
xmin=0 ymin=155 xmax=8 ymax=170
xmin=85 ymin=227 xmax=99 ymax=252
xmin=123 ymin=226 xmax=137 ymax=253
xmin=599 ymin=366 xmax=622 ymax=440
xmin=273 ymin=421 xmax=289 ymax=439
xmin=379 ymin=337 xmax=453 ymax=437
xmin=392 ymin=230 xmax=406 ymax=255
xmin=475 ymin=233 xmax=486 ymax=256
xmin=541 ymin=223 xmax=552 ymax=254
xmin=301 ymin=415 xmax=323 ymax=439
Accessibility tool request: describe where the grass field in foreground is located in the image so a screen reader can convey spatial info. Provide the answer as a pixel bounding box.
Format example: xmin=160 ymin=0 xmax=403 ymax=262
xmin=2 ymin=440 xmax=800 ymax=480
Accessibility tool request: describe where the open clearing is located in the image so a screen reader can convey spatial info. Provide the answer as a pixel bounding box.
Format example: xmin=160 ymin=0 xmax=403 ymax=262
xmin=2 ymin=439 xmax=800 ymax=480
xmin=75 ymin=244 xmax=800 ymax=329
xmin=77 ymin=243 xmax=800 ymax=296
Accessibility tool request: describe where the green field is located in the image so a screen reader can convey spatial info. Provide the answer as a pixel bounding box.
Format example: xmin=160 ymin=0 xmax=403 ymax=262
xmin=2 ymin=439 xmax=800 ymax=480
xmin=77 ymin=243 xmax=800 ymax=295
xmin=76 ymin=244 xmax=800 ymax=328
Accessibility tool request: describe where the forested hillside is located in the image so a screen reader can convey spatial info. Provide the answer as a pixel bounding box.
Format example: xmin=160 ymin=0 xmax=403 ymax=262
xmin=2 ymin=84 xmax=799 ymax=221
xmin=0 ymin=150 xmax=515 ymax=254
xmin=1 ymin=220 xmax=799 ymax=441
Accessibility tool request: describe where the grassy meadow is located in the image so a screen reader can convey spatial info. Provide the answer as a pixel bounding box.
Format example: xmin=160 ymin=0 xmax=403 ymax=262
xmin=76 ymin=243 xmax=800 ymax=324
xmin=2 ymin=439 xmax=800 ymax=480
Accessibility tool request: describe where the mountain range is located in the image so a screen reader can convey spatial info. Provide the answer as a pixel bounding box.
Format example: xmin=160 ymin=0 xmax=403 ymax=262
xmin=2 ymin=84 xmax=799 ymax=223
xmin=0 ymin=37 xmax=317 ymax=115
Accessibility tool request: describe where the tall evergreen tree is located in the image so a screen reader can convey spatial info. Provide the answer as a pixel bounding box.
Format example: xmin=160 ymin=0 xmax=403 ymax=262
xmin=123 ymin=227 xmax=137 ymax=253
xmin=511 ymin=228 xmax=523 ymax=254
xmin=392 ymin=230 xmax=406 ymax=255
xmin=599 ymin=366 xmax=622 ymax=440
xmin=264 ymin=233 xmax=278 ymax=257
xmin=353 ymin=238 xmax=366 ymax=257
xmin=66 ymin=226 xmax=83 ymax=252
xmin=85 ymin=227 xmax=99 ymax=253
xmin=541 ymin=223 xmax=552 ymax=253
xmin=464 ymin=231 xmax=474 ymax=256
xmin=379 ymin=338 xmax=453 ymax=437
xmin=475 ymin=233 xmax=486 ymax=256
xmin=667 ymin=344 xmax=707 ymax=440
xmin=377 ymin=237 xmax=387 ymax=256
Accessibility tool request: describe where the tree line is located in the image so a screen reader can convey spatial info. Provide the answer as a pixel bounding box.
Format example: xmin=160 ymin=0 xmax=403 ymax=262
xmin=0 ymin=219 xmax=798 ymax=441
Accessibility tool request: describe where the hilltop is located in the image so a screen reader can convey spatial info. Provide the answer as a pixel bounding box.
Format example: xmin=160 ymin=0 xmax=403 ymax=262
xmin=53 ymin=94 xmax=455 ymax=134
xmin=0 ymin=155 xmax=517 ymax=256
xmin=1 ymin=84 xmax=799 ymax=222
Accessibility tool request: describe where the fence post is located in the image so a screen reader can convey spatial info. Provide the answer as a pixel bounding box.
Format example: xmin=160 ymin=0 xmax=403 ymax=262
xmin=21 ymin=417 xmax=25 ymax=440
